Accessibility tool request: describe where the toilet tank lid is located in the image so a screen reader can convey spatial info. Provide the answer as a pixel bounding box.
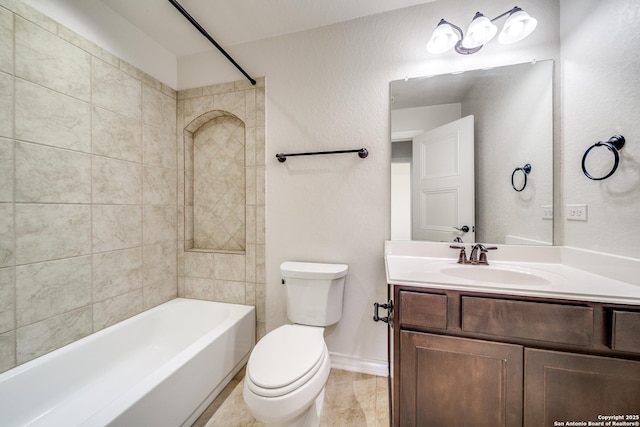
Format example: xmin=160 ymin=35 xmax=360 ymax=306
xmin=280 ymin=262 xmax=348 ymax=279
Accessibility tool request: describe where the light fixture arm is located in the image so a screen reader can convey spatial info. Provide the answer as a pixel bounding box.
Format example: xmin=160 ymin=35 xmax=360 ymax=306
xmin=436 ymin=18 xmax=484 ymax=55
xmin=489 ymin=6 xmax=522 ymax=22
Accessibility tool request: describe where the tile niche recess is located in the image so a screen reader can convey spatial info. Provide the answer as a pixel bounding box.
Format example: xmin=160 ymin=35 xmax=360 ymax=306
xmin=184 ymin=111 xmax=246 ymax=254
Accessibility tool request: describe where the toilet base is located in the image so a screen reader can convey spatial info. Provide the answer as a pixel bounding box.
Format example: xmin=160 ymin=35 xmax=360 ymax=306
xmin=262 ymin=387 xmax=326 ymax=427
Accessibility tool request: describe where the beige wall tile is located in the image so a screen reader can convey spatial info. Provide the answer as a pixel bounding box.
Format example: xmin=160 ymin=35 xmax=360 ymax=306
xmin=0 ymin=267 xmax=14 ymax=334
xmin=143 ymin=124 xmax=176 ymax=169
xmin=0 ymin=138 xmax=12 ymax=202
xmin=92 ymin=57 xmax=141 ymax=120
xmin=245 ymin=244 xmax=256 ymax=283
xmin=92 ymin=205 xmax=142 ymax=253
xmin=15 ymin=16 xmax=90 ymax=101
xmin=93 ymin=247 xmax=142 ymax=301
xmin=256 ymin=205 xmax=265 ymax=245
xmin=0 ymin=330 xmax=15 ymax=373
xmin=15 ymin=80 xmax=91 ymax=152
xmin=256 ymin=87 xmax=265 ymax=128
xmin=143 ymin=241 xmax=176 ymax=286
xmin=16 ymin=306 xmax=92 ymax=364
xmin=184 ymin=250 xmax=215 ymax=279
xmin=182 ymin=276 xmax=215 ymax=300
xmin=213 ymin=280 xmax=245 ymax=304
xmin=256 ymin=244 xmax=265 ymax=284
xmin=15 ymin=142 xmax=91 ymax=203
xmin=143 ymin=165 xmax=176 ymax=206
xmin=15 ymin=204 xmax=91 ymax=264
xmin=143 ymin=84 xmax=176 ymax=132
xmin=15 ymin=256 xmax=91 ymax=327
xmin=143 ymin=275 xmax=176 ymax=309
xmin=92 ymin=156 xmax=142 ymax=205
xmin=245 ymin=127 xmax=256 ymax=167
xmin=92 ymin=106 xmax=142 ymax=163
xmin=213 ymin=91 xmax=245 ymax=122
xmin=0 ymin=203 xmax=12 ymax=268
xmin=0 ymin=72 xmax=12 ymax=139
xmin=245 ymin=89 xmax=256 ymax=128
xmin=0 ymin=7 xmax=13 ymax=74
xmin=202 ymin=81 xmax=234 ymax=96
xmin=183 ymin=96 xmax=214 ymax=127
xmin=246 ymin=205 xmax=256 ymax=245
xmin=0 ymin=0 xmax=57 ymax=33
xmin=214 ymin=253 xmax=246 ymax=281
xmin=93 ymin=289 xmax=143 ymax=331
xmin=143 ymin=206 xmax=176 ymax=245
xmin=256 ymin=127 xmax=265 ymax=166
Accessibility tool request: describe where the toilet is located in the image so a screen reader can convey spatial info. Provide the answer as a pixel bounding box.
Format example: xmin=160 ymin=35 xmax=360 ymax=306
xmin=243 ymin=261 xmax=348 ymax=427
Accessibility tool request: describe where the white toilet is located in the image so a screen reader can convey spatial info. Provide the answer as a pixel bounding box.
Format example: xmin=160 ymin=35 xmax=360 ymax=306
xmin=243 ymin=261 xmax=348 ymax=427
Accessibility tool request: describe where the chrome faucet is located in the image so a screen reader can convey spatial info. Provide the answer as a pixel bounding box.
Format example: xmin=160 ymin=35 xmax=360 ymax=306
xmin=469 ymin=244 xmax=498 ymax=265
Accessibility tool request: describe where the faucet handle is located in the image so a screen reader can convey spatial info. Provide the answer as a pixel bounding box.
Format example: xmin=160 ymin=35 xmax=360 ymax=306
xmin=449 ymin=245 xmax=468 ymax=264
xmin=478 ymin=246 xmax=498 ymax=264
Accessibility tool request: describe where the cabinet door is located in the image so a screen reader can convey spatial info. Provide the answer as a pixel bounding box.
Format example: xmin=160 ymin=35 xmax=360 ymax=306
xmin=525 ymin=349 xmax=640 ymax=426
xmin=399 ymin=331 xmax=523 ymax=427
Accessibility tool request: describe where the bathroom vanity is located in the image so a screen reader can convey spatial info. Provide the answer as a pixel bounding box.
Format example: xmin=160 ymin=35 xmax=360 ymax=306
xmin=383 ymin=241 xmax=640 ymax=427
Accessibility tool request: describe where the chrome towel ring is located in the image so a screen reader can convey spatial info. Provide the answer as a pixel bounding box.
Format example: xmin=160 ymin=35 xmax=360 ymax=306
xmin=582 ymin=135 xmax=625 ymax=180
xmin=511 ymin=163 xmax=532 ymax=192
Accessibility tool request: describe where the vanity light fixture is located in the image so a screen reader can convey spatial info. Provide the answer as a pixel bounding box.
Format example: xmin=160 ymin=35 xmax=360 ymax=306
xmin=426 ymin=6 xmax=537 ymax=55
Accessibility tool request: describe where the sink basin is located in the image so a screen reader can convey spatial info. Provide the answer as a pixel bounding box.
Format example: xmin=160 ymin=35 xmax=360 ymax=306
xmin=440 ymin=265 xmax=552 ymax=286
xmin=385 ymin=255 xmax=566 ymax=288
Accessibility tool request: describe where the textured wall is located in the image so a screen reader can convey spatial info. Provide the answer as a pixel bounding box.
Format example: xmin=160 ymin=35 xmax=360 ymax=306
xmin=560 ymin=0 xmax=640 ymax=256
xmin=0 ymin=1 xmax=177 ymax=373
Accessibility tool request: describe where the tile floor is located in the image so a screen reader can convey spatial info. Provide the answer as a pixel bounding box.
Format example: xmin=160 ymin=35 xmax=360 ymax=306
xmin=194 ymin=368 xmax=390 ymax=427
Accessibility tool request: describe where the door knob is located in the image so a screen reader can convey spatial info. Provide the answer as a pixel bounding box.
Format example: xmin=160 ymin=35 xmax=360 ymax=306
xmin=453 ymin=225 xmax=470 ymax=233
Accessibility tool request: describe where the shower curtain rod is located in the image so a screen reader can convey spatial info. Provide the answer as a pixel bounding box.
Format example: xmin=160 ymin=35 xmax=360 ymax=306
xmin=167 ymin=0 xmax=257 ymax=86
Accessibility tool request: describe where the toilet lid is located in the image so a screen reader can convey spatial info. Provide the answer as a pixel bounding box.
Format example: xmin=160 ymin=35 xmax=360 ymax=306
xmin=248 ymin=325 xmax=325 ymax=391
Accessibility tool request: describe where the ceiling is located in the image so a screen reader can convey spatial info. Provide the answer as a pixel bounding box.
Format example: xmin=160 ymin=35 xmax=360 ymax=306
xmin=99 ymin=0 xmax=438 ymax=57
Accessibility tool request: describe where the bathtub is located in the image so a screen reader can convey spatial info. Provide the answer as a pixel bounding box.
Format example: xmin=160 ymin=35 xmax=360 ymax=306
xmin=0 ymin=298 xmax=255 ymax=427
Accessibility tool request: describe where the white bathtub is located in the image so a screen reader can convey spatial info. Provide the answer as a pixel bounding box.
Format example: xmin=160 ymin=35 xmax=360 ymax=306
xmin=0 ymin=298 xmax=255 ymax=427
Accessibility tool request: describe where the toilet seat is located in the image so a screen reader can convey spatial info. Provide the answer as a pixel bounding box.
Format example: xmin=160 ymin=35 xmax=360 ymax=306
xmin=247 ymin=325 xmax=326 ymax=398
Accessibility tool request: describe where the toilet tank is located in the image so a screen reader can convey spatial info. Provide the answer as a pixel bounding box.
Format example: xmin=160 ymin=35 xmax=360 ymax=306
xmin=280 ymin=262 xmax=348 ymax=327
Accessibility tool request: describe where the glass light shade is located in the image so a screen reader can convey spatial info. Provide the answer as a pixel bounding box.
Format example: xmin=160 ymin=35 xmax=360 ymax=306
xmin=427 ymin=23 xmax=458 ymax=54
xmin=461 ymin=15 xmax=497 ymax=49
xmin=498 ymin=10 xmax=538 ymax=44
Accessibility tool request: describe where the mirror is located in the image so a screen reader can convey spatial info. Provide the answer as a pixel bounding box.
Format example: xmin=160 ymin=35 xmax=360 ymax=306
xmin=390 ymin=60 xmax=553 ymax=245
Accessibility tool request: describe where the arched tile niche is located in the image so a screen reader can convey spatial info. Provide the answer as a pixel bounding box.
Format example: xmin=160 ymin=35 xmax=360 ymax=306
xmin=183 ymin=110 xmax=246 ymax=253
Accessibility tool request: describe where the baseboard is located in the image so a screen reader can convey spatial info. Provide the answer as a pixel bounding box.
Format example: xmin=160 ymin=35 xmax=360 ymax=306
xmin=329 ymin=352 xmax=388 ymax=377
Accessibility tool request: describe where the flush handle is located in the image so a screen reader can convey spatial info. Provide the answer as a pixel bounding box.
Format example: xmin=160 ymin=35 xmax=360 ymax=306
xmin=373 ymin=300 xmax=394 ymax=324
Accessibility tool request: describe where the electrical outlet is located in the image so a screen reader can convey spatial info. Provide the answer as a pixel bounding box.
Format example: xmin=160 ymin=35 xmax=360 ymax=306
xmin=541 ymin=205 xmax=553 ymax=220
xmin=566 ymin=204 xmax=588 ymax=221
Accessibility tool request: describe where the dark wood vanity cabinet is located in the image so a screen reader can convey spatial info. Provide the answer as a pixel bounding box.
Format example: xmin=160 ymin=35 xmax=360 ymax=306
xmin=391 ymin=286 xmax=640 ymax=427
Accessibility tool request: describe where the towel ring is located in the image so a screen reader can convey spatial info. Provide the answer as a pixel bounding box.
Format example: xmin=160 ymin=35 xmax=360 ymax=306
xmin=581 ymin=135 xmax=625 ymax=181
xmin=511 ymin=163 xmax=532 ymax=192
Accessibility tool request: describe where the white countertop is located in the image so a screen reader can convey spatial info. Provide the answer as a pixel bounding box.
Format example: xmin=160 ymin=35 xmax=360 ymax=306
xmin=385 ymin=241 xmax=640 ymax=306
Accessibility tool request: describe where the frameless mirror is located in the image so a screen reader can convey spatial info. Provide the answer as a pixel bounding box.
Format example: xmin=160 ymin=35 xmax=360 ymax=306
xmin=391 ymin=60 xmax=553 ymax=245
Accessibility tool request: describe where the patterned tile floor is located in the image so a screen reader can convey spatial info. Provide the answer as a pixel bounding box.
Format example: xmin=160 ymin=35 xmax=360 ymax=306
xmin=194 ymin=368 xmax=390 ymax=427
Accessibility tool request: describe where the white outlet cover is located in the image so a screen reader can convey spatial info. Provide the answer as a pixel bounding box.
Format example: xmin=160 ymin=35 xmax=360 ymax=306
xmin=566 ymin=204 xmax=588 ymax=221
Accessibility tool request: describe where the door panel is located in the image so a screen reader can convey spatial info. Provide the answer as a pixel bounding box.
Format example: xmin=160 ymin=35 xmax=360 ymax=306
xmin=412 ymin=115 xmax=475 ymax=242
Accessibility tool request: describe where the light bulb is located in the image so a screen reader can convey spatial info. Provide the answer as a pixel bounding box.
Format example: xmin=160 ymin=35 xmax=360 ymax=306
xmin=462 ymin=14 xmax=497 ymax=49
xmin=427 ymin=22 xmax=458 ymax=54
xmin=499 ymin=10 xmax=537 ymax=44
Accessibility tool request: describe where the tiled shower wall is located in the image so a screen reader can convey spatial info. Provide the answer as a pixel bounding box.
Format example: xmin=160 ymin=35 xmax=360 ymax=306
xmin=0 ymin=1 xmax=178 ymax=373
xmin=177 ymin=80 xmax=266 ymax=340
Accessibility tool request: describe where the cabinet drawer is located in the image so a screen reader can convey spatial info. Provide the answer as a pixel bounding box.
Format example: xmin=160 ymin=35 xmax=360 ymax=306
xmin=611 ymin=310 xmax=640 ymax=353
xmin=399 ymin=291 xmax=447 ymax=330
xmin=462 ymin=297 xmax=593 ymax=346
